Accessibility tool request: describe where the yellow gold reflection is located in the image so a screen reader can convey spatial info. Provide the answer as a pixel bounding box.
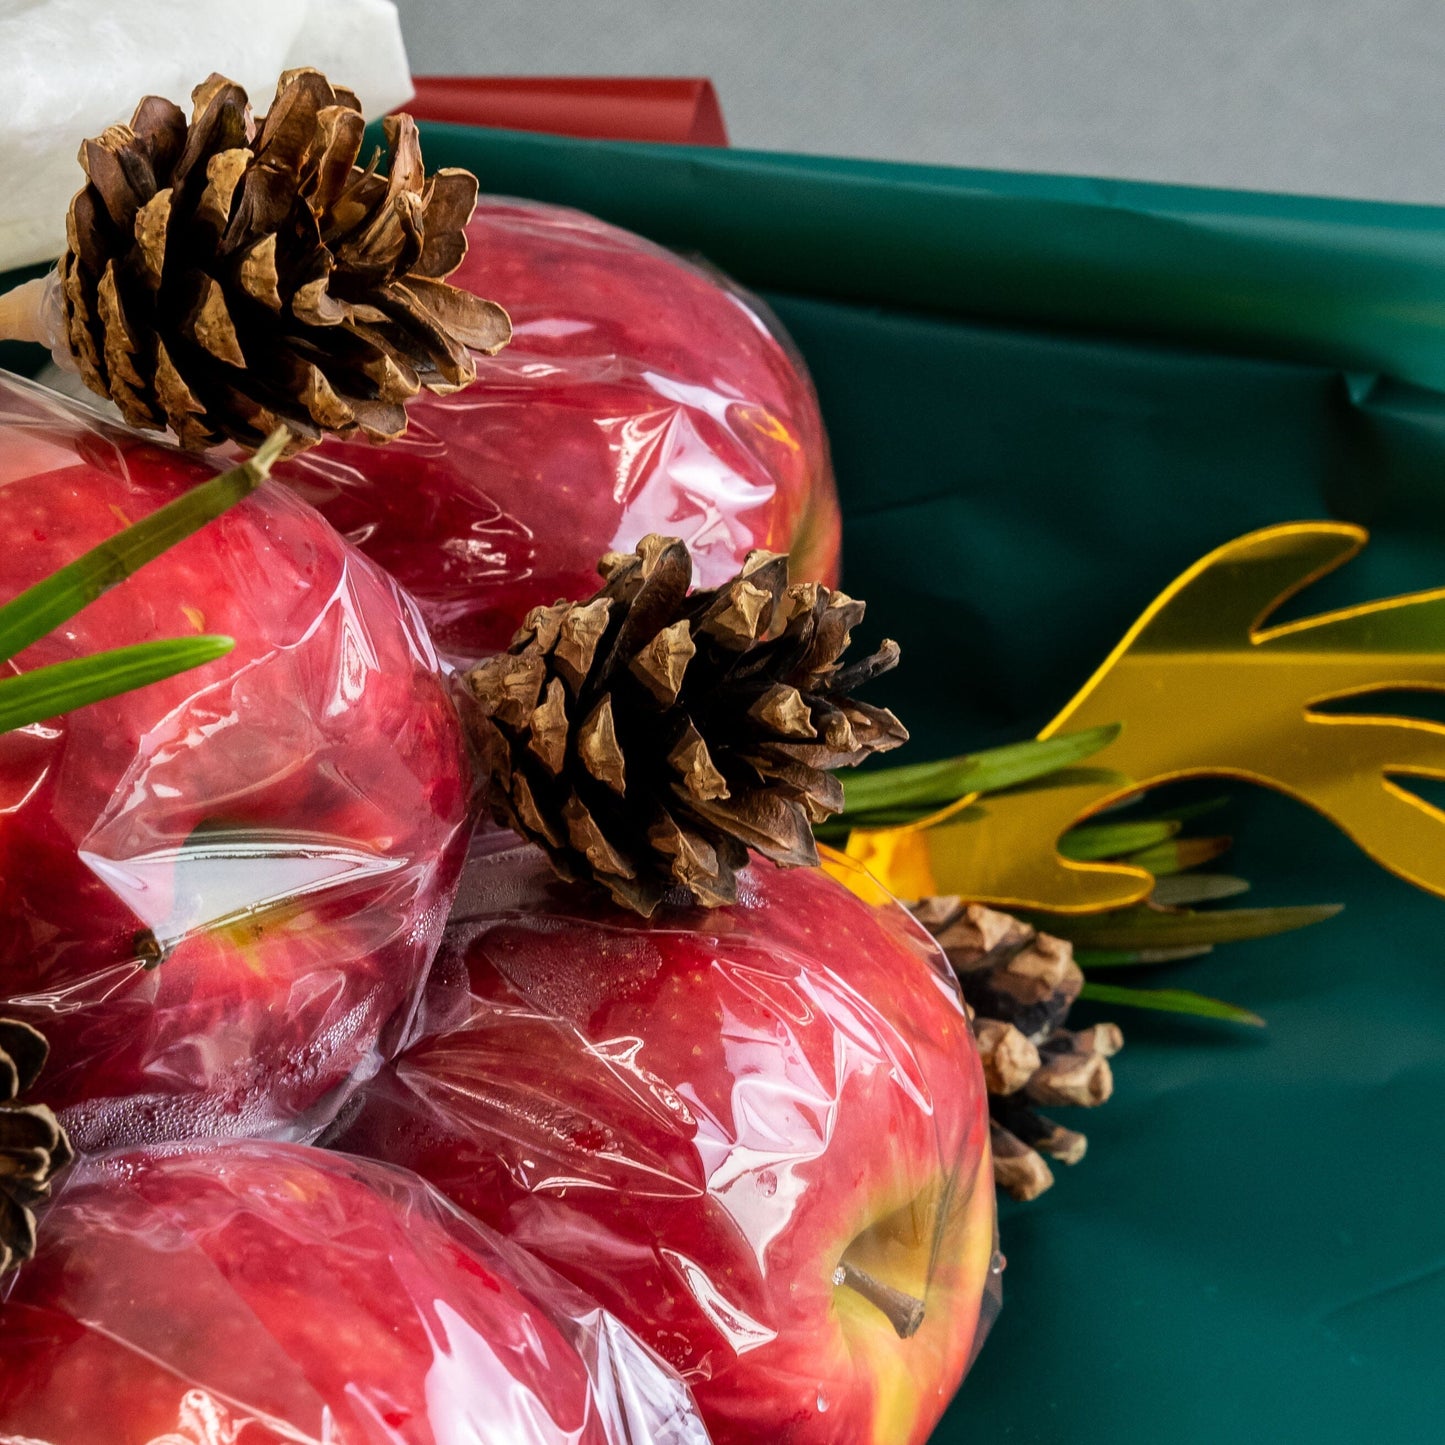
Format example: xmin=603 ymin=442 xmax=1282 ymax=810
xmin=849 ymin=523 xmax=1445 ymax=912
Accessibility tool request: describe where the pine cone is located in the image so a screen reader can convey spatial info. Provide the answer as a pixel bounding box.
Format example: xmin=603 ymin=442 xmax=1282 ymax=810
xmin=913 ymin=899 xmax=1124 ymax=1201
xmin=466 ymin=535 xmax=908 ymax=915
xmin=0 ymin=1020 xmax=73 ymax=1274
xmin=61 ymin=69 xmax=511 ymax=453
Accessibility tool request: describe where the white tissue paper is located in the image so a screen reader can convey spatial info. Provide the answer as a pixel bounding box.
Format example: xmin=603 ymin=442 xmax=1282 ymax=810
xmin=0 ymin=0 xmax=413 ymax=273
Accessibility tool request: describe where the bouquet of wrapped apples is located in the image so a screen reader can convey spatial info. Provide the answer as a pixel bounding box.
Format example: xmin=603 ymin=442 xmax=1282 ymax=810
xmin=0 ymin=66 xmax=1005 ymax=1445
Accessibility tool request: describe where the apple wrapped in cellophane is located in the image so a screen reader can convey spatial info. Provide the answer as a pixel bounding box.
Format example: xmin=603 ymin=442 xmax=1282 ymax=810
xmin=0 ymin=373 xmax=473 ymax=1151
xmin=0 ymin=1139 xmax=710 ymax=1444
xmin=329 ymin=835 xmax=998 ymax=1445
xmin=278 ymin=197 xmax=843 ymax=664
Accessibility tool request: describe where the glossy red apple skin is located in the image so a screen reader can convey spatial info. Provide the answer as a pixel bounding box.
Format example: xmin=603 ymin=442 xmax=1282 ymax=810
xmin=332 ymin=841 xmax=997 ymax=1445
xmin=0 ymin=1141 xmax=707 ymax=1444
xmin=280 ymin=197 xmax=842 ymax=663
xmin=0 ymin=377 xmax=473 ymax=1149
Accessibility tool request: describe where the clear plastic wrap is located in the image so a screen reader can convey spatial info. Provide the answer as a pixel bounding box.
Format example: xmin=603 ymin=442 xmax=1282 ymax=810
xmin=0 ymin=373 xmax=473 ymax=1150
xmin=0 ymin=1139 xmax=710 ymax=1444
xmin=279 ymin=197 xmax=844 ymax=664
xmin=330 ymin=836 xmax=998 ymax=1445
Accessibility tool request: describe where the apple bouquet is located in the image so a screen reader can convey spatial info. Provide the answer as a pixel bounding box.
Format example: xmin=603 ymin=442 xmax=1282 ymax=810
xmin=0 ymin=1139 xmax=709 ymax=1444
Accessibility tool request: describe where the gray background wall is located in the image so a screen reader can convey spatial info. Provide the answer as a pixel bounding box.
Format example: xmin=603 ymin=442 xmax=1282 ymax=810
xmin=393 ymin=0 xmax=1445 ymax=204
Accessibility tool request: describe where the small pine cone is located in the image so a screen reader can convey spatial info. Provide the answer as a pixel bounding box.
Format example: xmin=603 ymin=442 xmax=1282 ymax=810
xmin=466 ymin=535 xmax=908 ymax=915
xmin=61 ymin=69 xmax=511 ymax=453
xmin=0 ymin=1020 xmax=73 ymax=1275
xmin=916 ymin=899 xmax=1123 ymax=1201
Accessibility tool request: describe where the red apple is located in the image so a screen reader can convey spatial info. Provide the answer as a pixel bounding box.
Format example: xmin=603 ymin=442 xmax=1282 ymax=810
xmin=278 ymin=197 xmax=843 ymax=662
xmin=0 ymin=376 xmax=472 ymax=1149
xmin=331 ymin=840 xmax=997 ymax=1445
xmin=0 ymin=1140 xmax=708 ymax=1444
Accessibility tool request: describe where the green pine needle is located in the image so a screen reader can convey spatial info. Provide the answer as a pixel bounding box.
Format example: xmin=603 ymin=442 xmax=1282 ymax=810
xmin=1075 ymin=944 xmax=1216 ymax=969
xmin=0 ymin=428 xmax=287 ymax=665
xmin=837 ymin=724 xmax=1121 ymax=823
xmin=0 ymin=636 xmax=236 ymax=732
xmin=1060 ymin=817 xmax=1179 ymax=861
xmin=1039 ymin=902 xmax=1342 ymax=951
xmin=1149 ymin=873 xmax=1251 ymax=906
xmin=1123 ymin=835 xmax=1235 ymax=876
xmin=1079 ymin=981 xmax=1265 ymax=1027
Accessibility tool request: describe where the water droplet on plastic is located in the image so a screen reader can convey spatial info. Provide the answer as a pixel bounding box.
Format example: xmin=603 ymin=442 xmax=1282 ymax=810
xmin=756 ymin=1168 xmax=777 ymax=1197
xmin=991 ymin=1250 xmax=1006 ymax=1276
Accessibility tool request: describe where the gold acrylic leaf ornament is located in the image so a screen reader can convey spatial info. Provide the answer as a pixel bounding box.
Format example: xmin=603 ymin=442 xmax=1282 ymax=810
xmin=846 ymin=522 xmax=1445 ymax=913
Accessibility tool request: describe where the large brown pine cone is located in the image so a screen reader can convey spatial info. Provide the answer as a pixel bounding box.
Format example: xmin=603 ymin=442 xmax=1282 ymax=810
xmin=465 ymin=536 xmax=909 ymax=915
xmin=61 ymin=68 xmax=511 ymax=453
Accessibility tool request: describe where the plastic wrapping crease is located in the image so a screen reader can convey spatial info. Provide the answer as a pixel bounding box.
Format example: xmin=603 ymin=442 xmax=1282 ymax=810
xmin=0 ymin=373 xmax=473 ymax=1151
xmin=0 ymin=1139 xmax=711 ymax=1443
xmin=328 ymin=834 xmax=999 ymax=1445
xmin=279 ymin=197 xmax=842 ymax=664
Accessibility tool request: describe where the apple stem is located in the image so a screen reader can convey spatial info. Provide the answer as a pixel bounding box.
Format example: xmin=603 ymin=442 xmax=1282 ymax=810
xmin=0 ymin=276 xmax=51 ymax=344
xmin=835 ymin=1260 xmax=926 ymax=1340
xmin=0 ymin=272 xmax=71 ymax=370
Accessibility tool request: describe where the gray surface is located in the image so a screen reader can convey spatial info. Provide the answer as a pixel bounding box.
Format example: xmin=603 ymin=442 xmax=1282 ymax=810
xmin=392 ymin=0 xmax=1445 ymax=204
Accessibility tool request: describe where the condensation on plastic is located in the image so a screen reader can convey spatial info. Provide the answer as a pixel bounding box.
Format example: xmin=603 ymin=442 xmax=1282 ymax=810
xmin=278 ymin=196 xmax=844 ymax=665
xmin=329 ymin=834 xmax=999 ymax=1445
xmin=0 ymin=372 xmax=473 ymax=1152
xmin=0 ymin=1139 xmax=711 ymax=1445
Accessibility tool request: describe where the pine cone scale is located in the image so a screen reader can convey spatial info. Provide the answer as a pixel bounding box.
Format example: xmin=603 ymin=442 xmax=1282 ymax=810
xmin=416 ymin=171 xmax=481 ymax=276
xmin=311 ymin=109 xmax=369 ymax=214
xmin=198 ymin=148 xmax=250 ymax=241
xmin=82 ymin=130 xmax=153 ymax=230
xmin=398 ymin=276 xmax=511 ymax=353
xmin=0 ymin=1022 xmax=46 ymax=1101
xmin=0 ymin=1022 xmax=72 ymax=1274
xmin=173 ymin=81 xmax=248 ymax=190
xmin=468 ymin=535 xmax=906 ymax=913
xmin=134 ymin=188 xmax=172 ymax=285
xmin=553 ymin=597 xmax=612 ymax=692
xmin=131 ymin=95 xmax=186 ymax=171
xmin=0 ymin=1194 xmax=37 ymax=1276
xmin=578 ymin=697 xmax=627 ymax=794
xmin=528 ymin=679 xmax=570 ymax=775
xmin=629 ymin=619 xmax=694 ymax=705
xmin=255 ymin=68 xmax=332 ymax=172
xmin=190 ymin=277 xmax=245 ymax=366
xmin=152 ymin=337 xmax=211 ymax=446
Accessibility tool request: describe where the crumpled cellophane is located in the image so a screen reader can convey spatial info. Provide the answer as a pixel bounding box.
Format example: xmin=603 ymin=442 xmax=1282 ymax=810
xmin=328 ymin=834 xmax=999 ymax=1445
xmin=278 ymin=196 xmax=843 ymax=665
xmin=0 ymin=372 xmax=474 ymax=1151
xmin=0 ymin=1139 xmax=711 ymax=1444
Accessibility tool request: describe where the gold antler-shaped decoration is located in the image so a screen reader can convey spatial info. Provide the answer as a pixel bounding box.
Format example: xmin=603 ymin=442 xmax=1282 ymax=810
xmin=849 ymin=522 xmax=1445 ymax=913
